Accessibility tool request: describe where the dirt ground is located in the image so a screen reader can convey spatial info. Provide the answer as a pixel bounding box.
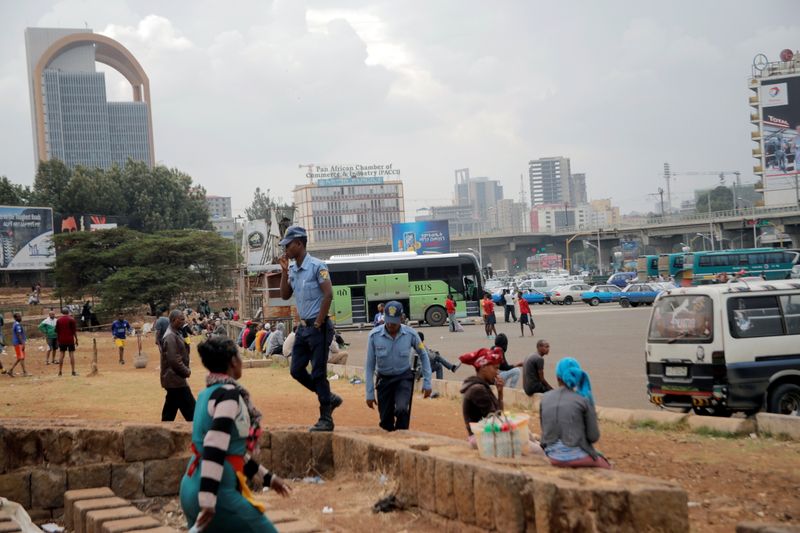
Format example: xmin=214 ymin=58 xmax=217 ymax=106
xmin=1 ymin=333 xmax=798 ymax=532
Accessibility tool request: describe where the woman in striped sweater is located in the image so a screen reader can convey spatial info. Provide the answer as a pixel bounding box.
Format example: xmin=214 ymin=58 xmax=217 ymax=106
xmin=180 ymin=337 xmax=291 ymax=532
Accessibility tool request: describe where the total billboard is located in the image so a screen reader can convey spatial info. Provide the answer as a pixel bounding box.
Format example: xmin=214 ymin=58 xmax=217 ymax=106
xmin=760 ymin=75 xmax=800 ymax=204
xmin=392 ymin=221 xmax=450 ymax=254
xmin=0 ymin=206 xmax=55 ymax=270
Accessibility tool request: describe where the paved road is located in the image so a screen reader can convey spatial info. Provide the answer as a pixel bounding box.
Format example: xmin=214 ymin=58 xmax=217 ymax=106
xmin=336 ymin=303 xmax=656 ymax=410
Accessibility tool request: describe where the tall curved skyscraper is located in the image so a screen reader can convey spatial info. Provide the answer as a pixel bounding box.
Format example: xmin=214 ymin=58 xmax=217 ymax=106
xmin=25 ymin=27 xmax=154 ymax=170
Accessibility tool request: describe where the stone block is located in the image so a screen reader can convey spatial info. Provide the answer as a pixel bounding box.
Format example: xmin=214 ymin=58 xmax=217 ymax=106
xmin=530 ymin=392 xmax=543 ymax=413
xmin=627 ymin=481 xmax=689 ymax=533
xmin=86 ymin=507 xmax=144 ymax=533
xmin=64 ymin=487 xmax=115 ymax=530
xmin=628 ymin=409 xmax=687 ymax=425
xmin=68 ymin=463 xmax=112 ymax=490
xmin=40 ymin=428 xmax=76 ymax=465
xmin=415 ymin=453 xmax=435 ymax=512
xmin=757 ymin=412 xmax=800 ymax=440
xmin=31 ymin=466 xmax=66 ymax=509
xmin=4 ymin=429 xmax=42 ymax=470
xmin=71 ymin=429 xmax=124 ymax=465
xmin=74 ymin=498 xmax=130 ymax=533
xmin=472 ymin=467 xmax=495 ymax=530
xmin=433 ymin=459 xmax=456 ymax=519
xmin=737 ymin=521 xmax=800 ymax=533
xmin=0 ymin=470 xmax=31 ymax=508
xmin=271 ymin=430 xmax=312 ymax=478
xmin=483 ymin=466 xmax=527 ymax=532
xmin=597 ymin=406 xmax=634 ymax=424
xmin=123 ymin=425 xmax=175 ymax=462
xmin=170 ymin=424 xmax=192 ymax=456
xmin=687 ymin=415 xmax=756 ymax=435
xmin=143 ymin=456 xmax=187 ymax=497
xmin=451 ymin=460 xmax=475 ymax=525
xmin=310 ymin=432 xmax=334 ymax=477
xmin=101 ymin=516 xmax=161 ymax=533
xmin=111 ymin=462 xmax=144 ymax=500
xmin=445 ymin=380 xmax=462 ymax=399
xmin=0 ymin=427 xmax=7 ymax=474
xmin=0 ymin=522 xmax=22 ymax=532
xmin=395 ymin=449 xmax=417 ymax=507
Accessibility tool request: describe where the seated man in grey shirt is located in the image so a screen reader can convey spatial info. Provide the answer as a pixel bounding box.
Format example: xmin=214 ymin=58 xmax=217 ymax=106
xmin=523 ymin=339 xmax=553 ymax=396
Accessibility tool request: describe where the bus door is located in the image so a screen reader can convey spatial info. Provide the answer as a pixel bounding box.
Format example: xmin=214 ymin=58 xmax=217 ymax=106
xmin=332 ymin=286 xmax=353 ymax=325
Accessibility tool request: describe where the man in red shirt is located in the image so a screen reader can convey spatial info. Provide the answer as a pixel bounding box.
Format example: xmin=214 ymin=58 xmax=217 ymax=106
xmin=55 ymin=308 xmax=79 ymax=377
xmin=517 ymin=291 xmax=535 ymax=337
xmin=445 ymin=294 xmax=457 ymax=332
xmin=482 ymin=293 xmax=497 ymax=339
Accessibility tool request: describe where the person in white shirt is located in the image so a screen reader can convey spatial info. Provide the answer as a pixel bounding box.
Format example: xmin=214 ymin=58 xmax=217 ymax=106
xmin=282 ymin=326 xmax=296 ymax=358
xmin=503 ymin=289 xmax=517 ymax=323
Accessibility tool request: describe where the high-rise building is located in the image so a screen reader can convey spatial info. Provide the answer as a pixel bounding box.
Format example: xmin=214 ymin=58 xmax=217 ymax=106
xmin=415 ymin=204 xmax=481 ymax=236
xmin=529 ymin=157 xmax=571 ymax=206
xmin=206 ymin=196 xmax=232 ymax=219
xmin=569 ymin=173 xmax=588 ymax=205
xmin=454 ymin=168 xmax=504 ymax=219
xmin=294 ymin=175 xmax=405 ymax=244
xmin=488 ymin=199 xmax=528 ymax=233
xmin=25 ymin=27 xmax=154 ymax=169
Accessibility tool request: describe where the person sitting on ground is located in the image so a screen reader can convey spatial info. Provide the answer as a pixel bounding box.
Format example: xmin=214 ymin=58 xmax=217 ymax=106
xmin=493 ymin=333 xmax=522 ymax=388
xmin=212 ymin=319 xmax=226 ymax=337
xmin=523 ymin=339 xmax=553 ymax=396
xmin=459 ymin=347 xmax=505 ymax=448
xmin=179 ymin=336 xmax=291 ymax=532
xmin=254 ymin=324 xmax=269 ymax=354
xmin=373 ymin=303 xmax=385 ymax=327
xmin=540 ymin=357 xmax=610 ymax=469
xmin=266 ymin=323 xmax=286 ymax=356
xmin=328 ymin=326 xmax=348 ymax=365
xmin=282 ymin=326 xmax=297 ymax=359
xmin=416 ymin=332 xmax=460 ymax=379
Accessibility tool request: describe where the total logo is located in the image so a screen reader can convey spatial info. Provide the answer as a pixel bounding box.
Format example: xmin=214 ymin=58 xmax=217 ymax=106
xmin=769 ymin=86 xmax=781 ymax=97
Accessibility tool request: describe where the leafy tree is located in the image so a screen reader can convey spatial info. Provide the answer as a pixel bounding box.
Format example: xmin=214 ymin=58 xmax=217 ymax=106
xmin=0 ymin=176 xmax=32 ymax=206
xmin=245 ymin=187 xmax=295 ymax=232
xmin=696 ymin=186 xmax=734 ymax=213
xmin=32 ymin=160 xmax=72 ymax=211
xmin=54 ymin=227 xmax=233 ymax=314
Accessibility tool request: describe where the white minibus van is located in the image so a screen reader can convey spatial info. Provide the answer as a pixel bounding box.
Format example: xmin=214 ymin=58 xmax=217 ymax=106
xmin=645 ymin=279 xmax=800 ymax=416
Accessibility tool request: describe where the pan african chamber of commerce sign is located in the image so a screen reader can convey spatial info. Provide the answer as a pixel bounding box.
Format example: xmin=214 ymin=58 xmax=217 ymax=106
xmin=0 ymin=206 xmax=55 ymax=270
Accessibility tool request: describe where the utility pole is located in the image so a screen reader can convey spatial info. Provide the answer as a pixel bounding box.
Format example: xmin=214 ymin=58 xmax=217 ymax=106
xmin=597 ymin=229 xmax=602 ymax=275
xmin=663 ymin=162 xmax=672 ymax=214
xmin=707 ymin=193 xmax=715 ymax=251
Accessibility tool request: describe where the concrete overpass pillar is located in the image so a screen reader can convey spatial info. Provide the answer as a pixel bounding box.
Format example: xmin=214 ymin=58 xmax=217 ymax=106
xmin=784 ymin=224 xmax=800 ymax=248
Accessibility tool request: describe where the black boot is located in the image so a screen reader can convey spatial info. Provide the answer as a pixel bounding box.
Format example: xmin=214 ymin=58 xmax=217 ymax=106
xmin=309 ymin=403 xmax=334 ymax=432
xmin=331 ymin=393 xmax=343 ymax=411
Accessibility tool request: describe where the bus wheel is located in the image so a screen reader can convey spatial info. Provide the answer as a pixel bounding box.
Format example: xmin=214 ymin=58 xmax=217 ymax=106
xmin=620 ymin=299 xmax=630 ymax=308
xmin=768 ymin=383 xmax=800 ymax=415
xmin=424 ymin=305 xmax=447 ymax=327
xmin=589 ymin=297 xmax=600 ymax=306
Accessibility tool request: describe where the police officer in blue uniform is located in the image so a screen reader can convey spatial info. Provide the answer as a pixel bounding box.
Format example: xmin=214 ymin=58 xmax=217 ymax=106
xmin=279 ymin=226 xmax=342 ymax=432
xmin=365 ymin=301 xmax=432 ymax=431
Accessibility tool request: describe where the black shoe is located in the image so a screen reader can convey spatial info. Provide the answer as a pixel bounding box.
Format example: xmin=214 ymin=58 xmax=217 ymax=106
xmin=330 ymin=393 xmax=343 ymax=411
xmin=309 ymin=404 xmax=334 ymax=432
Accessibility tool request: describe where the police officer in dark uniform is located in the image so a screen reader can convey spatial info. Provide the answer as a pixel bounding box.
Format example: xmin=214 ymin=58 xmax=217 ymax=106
xmin=365 ymin=301 xmax=432 ymax=431
xmin=279 ymin=226 xmax=342 ymax=432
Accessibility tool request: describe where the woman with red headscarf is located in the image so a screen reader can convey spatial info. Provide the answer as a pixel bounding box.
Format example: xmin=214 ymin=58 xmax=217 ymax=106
xmin=459 ymin=347 xmax=505 ymax=447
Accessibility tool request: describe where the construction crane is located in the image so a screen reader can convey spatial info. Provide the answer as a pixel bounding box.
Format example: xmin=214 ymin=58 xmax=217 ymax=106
xmin=298 ymin=163 xmax=317 ymax=183
xmin=647 ymin=187 xmax=665 ymax=215
xmin=663 ymin=164 xmax=742 ymax=212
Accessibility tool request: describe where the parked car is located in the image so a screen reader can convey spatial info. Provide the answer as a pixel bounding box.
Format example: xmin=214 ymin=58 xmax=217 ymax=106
xmin=607 ymin=271 xmax=638 ymax=288
xmin=492 ymin=288 xmax=548 ymax=305
xmin=619 ymin=283 xmax=664 ymax=308
xmin=580 ymin=285 xmax=623 ymax=306
xmin=550 ymin=283 xmax=592 ymax=305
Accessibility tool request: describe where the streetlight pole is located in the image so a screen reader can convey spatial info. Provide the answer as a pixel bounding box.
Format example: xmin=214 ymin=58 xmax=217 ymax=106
xmin=707 ymin=193 xmax=715 ymax=251
xmin=596 ymin=229 xmax=602 ymax=276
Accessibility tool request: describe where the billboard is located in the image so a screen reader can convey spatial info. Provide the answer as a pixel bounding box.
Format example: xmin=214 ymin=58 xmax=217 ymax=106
xmin=760 ymin=75 xmax=800 ymax=202
xmin=392 ymin=220 xmax=450 ymax=254
xmin=55 ymin=214 xmax=123 ymax=233
xmin=0 ymin=206 xmax=54 ymax=270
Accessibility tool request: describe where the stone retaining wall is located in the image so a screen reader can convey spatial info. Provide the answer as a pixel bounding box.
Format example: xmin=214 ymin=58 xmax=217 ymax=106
xmin=0 ymin=418 xmax=688 ymax=532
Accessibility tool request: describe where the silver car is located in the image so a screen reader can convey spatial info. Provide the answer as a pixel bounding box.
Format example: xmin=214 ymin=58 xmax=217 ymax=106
xmin=549 ymin=283 xmax=592 ymax=305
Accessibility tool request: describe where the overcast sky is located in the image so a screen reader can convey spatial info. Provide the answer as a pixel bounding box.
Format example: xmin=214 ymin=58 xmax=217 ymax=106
xmin=0 ymin=0 xmax=797 ymax=217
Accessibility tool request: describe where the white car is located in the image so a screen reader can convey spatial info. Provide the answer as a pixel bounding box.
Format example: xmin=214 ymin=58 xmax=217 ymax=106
xmin=549 ymin=283 xmax=592 ymax=305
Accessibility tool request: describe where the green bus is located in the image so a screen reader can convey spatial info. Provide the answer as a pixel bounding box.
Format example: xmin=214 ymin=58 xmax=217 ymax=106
xmin=637 ymin=255 xmax=659 ymax=280
xmin=657 ymin=253 xmax=686 ymax=280
xmin=326 ymin=252 xmax=483 ymax=326
xmin=683 ymin=248 xmax=799 ymax=284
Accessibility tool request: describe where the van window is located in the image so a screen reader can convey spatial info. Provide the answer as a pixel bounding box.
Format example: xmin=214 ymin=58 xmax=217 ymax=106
xmin=727 ymin=296 xmax=783 ymax=338
xmin=780 ymin=295 xmax=800 ymax=335
xmin=648 ymin=295 xmax=713 ymax=343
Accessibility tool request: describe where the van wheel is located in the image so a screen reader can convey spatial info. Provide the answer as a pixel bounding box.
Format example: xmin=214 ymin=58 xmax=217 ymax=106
xmin=630 ymin=302 xmax=639 ymax=308
xmin=564 ymin=296 xmax=573 ymax=305
xmin=620 ymin=299 xmax=630 ymax=308
xmin=692 ymin=405 xmax=732 ymax=417
xmin=589 ymin=297 xmax=600 ymax=306
xmin=424 ymin=305 xmax=447 ymax=327
xmin=768 ymin=383 xmax=800 ymax=415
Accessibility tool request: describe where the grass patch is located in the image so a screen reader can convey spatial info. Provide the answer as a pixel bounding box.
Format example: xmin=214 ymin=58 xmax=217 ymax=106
xmin=691 ymin=426 xmax=739 ymax=439
xmin=629 ymin=419 xmax=687 ymax=432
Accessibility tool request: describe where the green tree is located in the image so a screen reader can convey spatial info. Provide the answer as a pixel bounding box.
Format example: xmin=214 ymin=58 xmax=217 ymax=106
xmin=696 ymin=186 xmax=734 ymax=213
xmin=245 ymin=187 xmax=295 ymax=230
xmin=53 ymin=227 xmax=233 ymax=314
xmin=32 ymin=159 xmax=72 ymax=211
xmin=0 ymin=176 xmax=32 ymax=206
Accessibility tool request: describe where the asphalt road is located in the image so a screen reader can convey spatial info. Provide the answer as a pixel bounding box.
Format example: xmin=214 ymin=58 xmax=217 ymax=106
xmin=337 ymin=303 xmax=656 ymax=410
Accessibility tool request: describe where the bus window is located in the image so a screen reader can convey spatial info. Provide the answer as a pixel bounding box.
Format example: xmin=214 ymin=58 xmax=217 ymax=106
xmin=728 ymin=296 xmax=783 ymax=338
xmin=331 ymin=269 xmax=358 ymax=286
xmin=780 ymin=295 xmax=800 ymax=335
xmin=699 ymin=256 xmax=712 ymax=267
xmin=767 ymin=252 xmax=784 ymax=264
xmin=749 ymin=254 xmax=766 ymax=266
xmin=648 ymin=295 xmax=713 ymax=343
xmin=407 ymin=267 xmax=426 ymax=281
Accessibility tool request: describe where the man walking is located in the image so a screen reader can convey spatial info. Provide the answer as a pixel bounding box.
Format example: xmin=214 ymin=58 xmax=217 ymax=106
xmin=518 ymin=292 xmax=535 ymax=337
xmin=503 ymin=289 xmax=517 ymax=323
xmin=523 ymin=339 xmax=554 ymax=396
xmin=279 ymin=226 xmax=342 ymax=432
xmin=445 ymin=294 xmax=457 ymax=332
xmin=154 ymin=307 xmax=170 ymax=355
xmin=38 ymin=309 xmax=58 ymax=364
xmin=55 ymin=308 xmax=79 ymax=377
xmin=7 ymin=313 xmax=29 ymax=377
xmin=365 ymin=301 xmax=432 ymax=431
xmin=111 ymin=313 xmax=133 ymax=365
xmin=160 ymin=309 xmax=195 ymax=421
xmin=482 ymin=293 xmax=497 ymax=339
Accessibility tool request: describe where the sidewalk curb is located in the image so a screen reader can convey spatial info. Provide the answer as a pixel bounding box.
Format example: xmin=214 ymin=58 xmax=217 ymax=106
xmin=326 ymin=364 xmax=800 ymax=441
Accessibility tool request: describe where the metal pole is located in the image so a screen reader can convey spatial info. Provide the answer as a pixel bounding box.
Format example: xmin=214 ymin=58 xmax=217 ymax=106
xmin=708 ymin=193 xmax=715 ymax=251
xmin=478 ymin=236 xmax=482 ymax=273
xmin=597 ymin=230 xmax=602 ymax=275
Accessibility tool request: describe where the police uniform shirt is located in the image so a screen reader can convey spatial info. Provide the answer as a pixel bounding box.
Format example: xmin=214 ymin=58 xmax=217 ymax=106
xmin=288 ymin=255 xmax=330 ymax=320
xmin=365 ymin=324 xmax=432 ymax=401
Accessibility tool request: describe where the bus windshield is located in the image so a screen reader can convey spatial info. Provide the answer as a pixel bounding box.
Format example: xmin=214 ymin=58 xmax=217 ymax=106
xmin=648 ymin=295 xmax=714 ymax=343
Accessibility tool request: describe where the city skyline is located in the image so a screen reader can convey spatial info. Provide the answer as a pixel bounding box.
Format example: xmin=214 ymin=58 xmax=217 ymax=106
xmin=0 ymin=1 xmax=797 ymax=219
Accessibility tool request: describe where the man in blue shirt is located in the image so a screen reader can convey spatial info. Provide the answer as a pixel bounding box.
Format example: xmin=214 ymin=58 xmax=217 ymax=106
xmin=365 ymin=301 xmax=432 ymax=431
xmin=8 ymin=313 xmax=28 ymax=377
xmin=279 ymin=226 xmax=342 ymax=432
xmin=111 ymin=313 xmax=133 ymax=365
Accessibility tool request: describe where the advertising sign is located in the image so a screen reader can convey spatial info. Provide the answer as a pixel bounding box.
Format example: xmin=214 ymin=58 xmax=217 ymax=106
xmin=760 ymin=76 xmax=800 ymax=202
xmin=243 ymin=219 xmax=269 ymax=271
xmin=0 ymin=206 xmax=54 ymax=270
xmin=392 ymin=220 xmax=450 ymax=254
xmin=55 ymin=214 xmax=123 ymax=233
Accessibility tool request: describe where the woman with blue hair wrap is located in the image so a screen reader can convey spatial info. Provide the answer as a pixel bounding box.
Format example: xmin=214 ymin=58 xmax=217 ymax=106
xmin=539 ymin=358 xmax=610 ymax=469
